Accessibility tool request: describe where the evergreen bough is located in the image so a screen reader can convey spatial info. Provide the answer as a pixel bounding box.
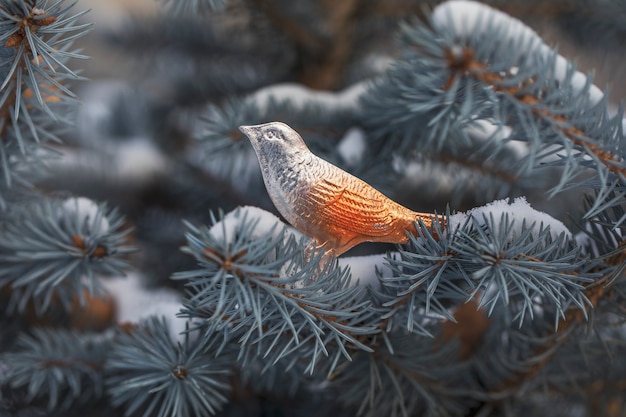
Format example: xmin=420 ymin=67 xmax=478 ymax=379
xmin=1 ymin=1 xmax=626 ymax=416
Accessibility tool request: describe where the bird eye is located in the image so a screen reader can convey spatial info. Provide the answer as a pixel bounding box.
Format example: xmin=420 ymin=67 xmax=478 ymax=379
xmin=266 ymin=130 xmax=279 ymax=140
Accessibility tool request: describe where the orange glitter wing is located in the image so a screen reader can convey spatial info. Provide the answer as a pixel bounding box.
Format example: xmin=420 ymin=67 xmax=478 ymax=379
xmin=305 ymin=177 xmax=402 ymax=238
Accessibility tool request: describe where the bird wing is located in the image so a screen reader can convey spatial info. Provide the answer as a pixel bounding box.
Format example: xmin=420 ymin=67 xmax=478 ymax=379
xmin=306 ymin=175 xmax=404 ymax=237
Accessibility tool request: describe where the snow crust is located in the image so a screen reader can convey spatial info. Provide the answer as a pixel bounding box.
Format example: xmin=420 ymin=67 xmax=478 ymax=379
xmin=250 ymin=81 xmax=369 ymax=111
xmin=207 ymin=205 xmax=303 ymax=243
xmin=449 ymin=196 xmax=572 ymax=240
xmin=338 ymin=253 xmax=395 ymax=290
xmin=62 ymin=197 xmax=110 ymax=234
xmin=432 ymin=0 xmax=603 ymax=105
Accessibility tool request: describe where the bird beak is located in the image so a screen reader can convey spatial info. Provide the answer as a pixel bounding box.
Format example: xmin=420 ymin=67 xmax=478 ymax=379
xmin=238 ymin=125 xmax=257 ymax=142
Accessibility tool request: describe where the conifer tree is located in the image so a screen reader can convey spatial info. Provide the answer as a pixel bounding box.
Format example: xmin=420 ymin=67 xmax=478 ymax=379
xmin=1 ymin=1 xmax=626 ymax=416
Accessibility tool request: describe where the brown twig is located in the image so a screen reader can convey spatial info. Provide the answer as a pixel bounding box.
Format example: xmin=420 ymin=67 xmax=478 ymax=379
xmin=250 ymin=0 xmax=321 ymax=52
xmin=440 ymin=300 xmax=490 ymax=360
xmin=41 ymin=358 xmax=103 ymax=371
xmin=253 ymin=0 xmax=360 ymax=90
xmin=443 ymin=46 xmax=626 ymax=178
xmin=301 ymin=0 xmax=360 ymax=90
xmin=71 ymin=235 xmax=108 ymax=258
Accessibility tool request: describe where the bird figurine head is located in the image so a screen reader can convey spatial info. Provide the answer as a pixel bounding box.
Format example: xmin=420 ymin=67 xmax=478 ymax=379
xmin=239 ymin=122 xmax=308 ymax=163
xmin=239 ymin=121 xmax=315 ymax=226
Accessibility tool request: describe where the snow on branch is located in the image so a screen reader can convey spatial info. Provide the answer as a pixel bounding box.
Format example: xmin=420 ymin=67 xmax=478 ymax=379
xmin=206 ymin=205 xmax=301 ymax=243
xmin=250 ymin=81 xmax=369 ymax=112
xmin=378 ymin=196 xmax=597 ymax=331
xmin=449 ymin=196 xmax=571 ymax=240
xmin=432 ymin=0 xmax=603 ymax=104
xmin=363 ymin=0 xmax=626 ymax=223
xmin=429 ymin=1 xmax=624 ymax=182
xmin=193 ymin=82 xmax=369 ymax=193
xmin=0 ymin=198 xmax=134 ymax=314
xmin=203 ymin=206 xmax=392 ymax=289
xmin=175 ymin=207 xmax=380 ymax=374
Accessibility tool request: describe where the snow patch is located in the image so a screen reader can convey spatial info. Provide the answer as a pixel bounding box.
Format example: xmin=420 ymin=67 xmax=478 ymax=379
xmin=463 ymin=120 xmax=526 ymax=158
xmin=449 ymin=196 xmax=571 ymax=240
xmin=339 ymin=253 xmax=396 ymax=290
xmin=62 ymin=197 xmax=110 ymax=234
xmin=337 ymin=127 xmax=367 ymax=167
xmin=102 ymin=273 xmax=186 ymax=340
xmin=394 ymin=156 xmax=456 ymax=195
xmin=116 ymin=138 xmax=169 ymax=183
xmin=208 ymin=206 xmax=303 ymax=243
xmin=251 ymin=81 xmax=370 ymax=111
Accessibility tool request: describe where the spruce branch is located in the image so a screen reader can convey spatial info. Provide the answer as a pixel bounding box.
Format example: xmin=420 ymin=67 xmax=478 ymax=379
xmin=361 ymin=0 xmax=625 ymax=217
xmin=106 ymin=317 xmax=232 ymax=417
xmin=174 ymin=208 xmax=380 ymax=375
xmin=437 ymin=43 xmax=625 ymax=181
xmin=484 ymin=281 xmax=609 ymax=400
xmin=0 ymin=197 xmax=134 ymax=314
xmin=0 ymin=0 xmax=89 ymax=195
xmin=379 ymin=198 xmax=597 ymax=334
xmin=372 ymin=214 xmax=469 ymax=336
xmin=0 ymin=0 xmax=90 ymax=119
xmin=1 ymin=328 xmax=107 ymax=411
xmin=452 ymin=212 xmax=595 ymax=324
xmin=576 ymin=192 xmax=626 ymax=274
xmin=328 ymin=332 xmax=476 ymax=417
xmin=469 ymin=216 xmax=621 ymax=404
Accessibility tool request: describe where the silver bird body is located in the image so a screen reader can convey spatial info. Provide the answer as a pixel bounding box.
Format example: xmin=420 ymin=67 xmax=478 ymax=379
xmin=239 ymin=122 xmax=439 ymax=257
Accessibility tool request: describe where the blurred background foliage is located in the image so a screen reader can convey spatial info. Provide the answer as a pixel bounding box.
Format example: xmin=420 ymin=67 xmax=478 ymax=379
xmin=2 ymin=0 xmax=626 ymax=416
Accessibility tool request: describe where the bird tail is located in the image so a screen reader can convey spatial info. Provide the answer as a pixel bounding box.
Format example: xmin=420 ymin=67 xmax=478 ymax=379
xmin=411 ymin=212 xmax=445 ymax=240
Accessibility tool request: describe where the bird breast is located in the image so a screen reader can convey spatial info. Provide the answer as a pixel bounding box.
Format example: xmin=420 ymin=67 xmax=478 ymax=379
xmin=262 ymin=151 xmax=319 ymax=221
